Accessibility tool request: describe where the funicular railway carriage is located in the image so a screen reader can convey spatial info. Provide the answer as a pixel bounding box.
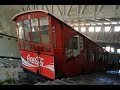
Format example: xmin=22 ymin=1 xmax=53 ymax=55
xmin=12 ymin=10 xmax=108 ymax=80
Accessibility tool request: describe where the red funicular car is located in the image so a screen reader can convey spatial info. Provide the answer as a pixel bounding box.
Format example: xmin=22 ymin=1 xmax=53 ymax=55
xmin=12 ymin=10 xmax=108 ymax=80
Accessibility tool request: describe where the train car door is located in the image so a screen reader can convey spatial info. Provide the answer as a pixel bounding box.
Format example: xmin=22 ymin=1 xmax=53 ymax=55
xmin=16 ymin=15 xmax=55 ymax=80
xmin=36 ymin=16 xmax=55 ymax=80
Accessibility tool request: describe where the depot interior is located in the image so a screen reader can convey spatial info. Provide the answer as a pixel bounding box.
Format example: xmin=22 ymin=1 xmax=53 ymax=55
xmin=0 ymin=5 xmax=120 ymax=85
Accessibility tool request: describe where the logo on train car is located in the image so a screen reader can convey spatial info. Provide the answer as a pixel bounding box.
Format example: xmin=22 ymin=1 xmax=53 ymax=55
xmin=27 ymin=54 xmax=44 ymax=66
xmin=21 ymin=54 xmax=54 ymax=72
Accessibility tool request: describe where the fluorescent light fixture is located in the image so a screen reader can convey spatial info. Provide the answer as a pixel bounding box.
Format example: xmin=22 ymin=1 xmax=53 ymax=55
xmin=86 ymin=23 xmax=90 ymax=25
xmin=80 ymin=24 xmax=85 ymax=26
xmin=111 ymin=22 xmax=118 ymax=24
xmin=91 ymin=23 xmax=96 ymax=25
xmin=97 ymin=23 xmax=103 ymax=25
xmin=104 ymin=22 xmax=110 ymax=25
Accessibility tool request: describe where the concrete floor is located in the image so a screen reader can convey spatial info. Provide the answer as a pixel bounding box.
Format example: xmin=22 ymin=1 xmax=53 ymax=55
xmin=3 ymin=70 xmax=120 ymax=85
xmin=70 ymin=71 xmax=120 ymax=85
xmin=35 ymin=70 xmax=120 ymax=85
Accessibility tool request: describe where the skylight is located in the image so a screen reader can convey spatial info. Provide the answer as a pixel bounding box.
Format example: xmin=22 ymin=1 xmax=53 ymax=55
xmin=114 ymin=26 xmax=120 ymax=32
xmin=81 ymin=27 xmax=86 ymax=32
xmin=95 ymin=27 xmax=101 ymax=32
xmin=105 ymin=26 xmax=111 ymax=32
xmin=89 ymin=27 xmax=94 ymax=32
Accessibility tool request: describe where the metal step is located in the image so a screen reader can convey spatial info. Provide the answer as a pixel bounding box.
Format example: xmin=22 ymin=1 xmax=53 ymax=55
xmin=53 ymin=79 xmax=66 ymax=85
xmin=54 ymin=79 xmax=72 ymax=85
xmin=61 ymin=78 xmax=77 ymax=85
xmin=34 ymin=82 xmax=44 ymax=85
xmin=50 ymin=81 xmax=60 ymax=85
xmin=43 ymin=81 xmax=54 ymax=85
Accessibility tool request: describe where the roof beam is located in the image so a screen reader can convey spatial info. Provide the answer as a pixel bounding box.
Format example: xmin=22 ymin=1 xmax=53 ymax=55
xmin=44 ymin=5 xmax=49 ymax=12
xmin=104 ymin=27 xmax=111 ymax=41
xmin=33 ymin=5 xmax=38 ymax=10
xmin=66 ymin=5 xmax=72 ymax=16
xmin=97 ymin=5 xmax=103 ymax=12
xmin=80 ymin=5 xmax=86 ymax=15
xmin=26 ymin=5 xmax=31 ymax=10
xmin=96 ymin=24 xmax=104 ymax=40
xmin=115 ymin=30 xmax=120 ymax=41
xmin=57 ymin=5 xmax=62 ymax=16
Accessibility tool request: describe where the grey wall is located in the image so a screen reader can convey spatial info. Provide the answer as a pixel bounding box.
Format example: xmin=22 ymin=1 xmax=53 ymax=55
xmin=0 ymin=34 xmax=20 ymax=58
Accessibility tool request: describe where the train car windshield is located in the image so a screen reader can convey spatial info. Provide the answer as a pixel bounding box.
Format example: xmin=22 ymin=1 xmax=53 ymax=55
xmin=16 ymin=16 xmax=52 ymax=54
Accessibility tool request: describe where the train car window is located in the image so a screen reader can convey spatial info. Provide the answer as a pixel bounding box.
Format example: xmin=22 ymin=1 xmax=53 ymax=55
xmin=17 ymin=21 xmax=24 ymax=49
xmin=72 ymin=35 xmax=80 ymax=57
xmin=23 ymin=20 xmax=30 ymax=41
xmin=40 ymin=17 xmax=50 ymax=44
xmin=65 ymin=39 xmax=73 ymax=58
xmin=17 ymin=21 xmax=24 ymax=42
xmin=87 ymin=48 xmax=90 ymax=61
xmin=94 ymin=49 xmax=97 ymax=62
xmin=31 ymin=18 xmax=38 ymax=32
xmin=87 ymin=47 xmax=95 ymax=62
xmin=102 ymin=54 xmax=104 ymax=62
xmin=87 ymin=47 xmax=91 ymax=61
xmin=65 ymin=43 xmax=68 ymax=57
xmin=65 ymin=35 xmax=80 ymax=58
xmin=98 ymin=53 xmax=102 ymax=62
xmin=104 ymin=52 xmax=108 ymax=62
xmin=16 ymin=24 xmax=19 ymax=36
xmin=23 ymin=19 xmax=31 ymax=50
xmin=96 ymin=48 xmax=99 ymax=61
xmin=72 ymin=37 xmax=78 ymax=49
xmin=79 ymin=36 xmax=83 ymax=51
xmin=68 ymin=39 xmax=73 ymax=58
xmin=52 ymin=25 xmax=56 ymax=49
xmin=91 ymin=50 xmax=94 ymax=62
xmin=31 ymin=18 xmax=40 ymax=44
